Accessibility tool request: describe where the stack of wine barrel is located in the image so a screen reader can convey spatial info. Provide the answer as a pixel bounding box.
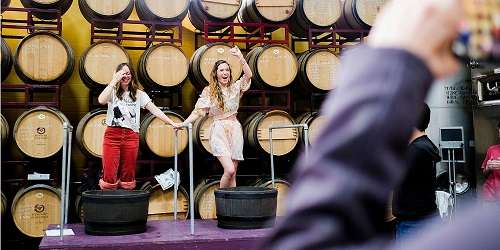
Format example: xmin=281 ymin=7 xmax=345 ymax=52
xmin=0 ymin=0 xmax=387 ymax=237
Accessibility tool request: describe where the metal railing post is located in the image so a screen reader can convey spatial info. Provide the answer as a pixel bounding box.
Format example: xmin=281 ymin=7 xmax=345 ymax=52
xmin=173 ymin=130 xmax=178 ymax=220
xmin=59 ymin=122 xmax=72 ymax=239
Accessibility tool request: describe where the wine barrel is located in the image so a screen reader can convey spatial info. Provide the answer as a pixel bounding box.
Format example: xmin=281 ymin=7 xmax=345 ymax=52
xmin=238 ymin=0 xmax=296 ymax=32
xmin=76 ymin=109 xmax=107 ymax=158
xmin=1 ymin=37 xmax=13 ymax=81
xmin=79 ymin=41 xmax=130 ymax=90
xmin=289 ymin=0 xmax=342 ymax=38
xmin=243 ymin=110 xmax=298 ymax=156
xmin=136 ymin=0 xmax=189 ymax=30
xmin=1 ymin=113 xmax=9 ymax=147
xmin=253 ymin=178 xmax=290 ymax=216
xmin=297 ymin=49 xmax=339 ymax=92
xmin=140 ymin=181 xmax=189 ymax=220
xmin=193 ymin=115 xmax=214 ymax=155
xmin=194 ymin=179 xmax=220 ymax=219
xmin=13 ymin=106 xmax=70 ymax=159
xmin=1 ymin=0 xmax=11 ymax=13
xmin=188 ymin=0 xmax=241 ymax=32
xmin=295 ymin=112 xmax=326 ymax=145
xmin=246 ymin=45 xmax=298 ymax=89
xmin=140 ymin=110 xmax=187 ymax=158
xmin=82 ymin=190 xmax=149 ymax=235
xmin=20 ymin=0 xmax=72 ymax=20
xmin=11 ymin=184 xmax=61 ymax=237
xmin=137 ymin=43 xmax=189 ymax=90
xmin=189 ymin=43 xmax=243 ymax=90
xmin=14 ymin=31 xmax=74 ymax=85
xmin=336 ymin=0 xmax=387 ymax=39
xmin=78 ymin=0 xmax=134 ymax=29
xmin=1 ymin=191 xmax=7 ymax=217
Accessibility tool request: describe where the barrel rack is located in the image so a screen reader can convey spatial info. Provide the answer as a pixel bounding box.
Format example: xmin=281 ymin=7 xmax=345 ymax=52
xmin=0 ymin=7 xmax=62 ymax=38
xmin=1 ymin=7 xmax=64 ymax=108
xmin=90 ymin=19 xmax=182 ymax=50
xmin=291 ymin=27 xmax=369 ymax=53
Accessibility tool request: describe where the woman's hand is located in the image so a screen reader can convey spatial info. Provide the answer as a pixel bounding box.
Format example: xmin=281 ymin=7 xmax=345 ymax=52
xmin=230 ymin=46 xmax=244 ymax=60
xmin=110 ymin=69 xmax=126 ymax=86
xmin=172 ymin=122 xmax=184 ymax=130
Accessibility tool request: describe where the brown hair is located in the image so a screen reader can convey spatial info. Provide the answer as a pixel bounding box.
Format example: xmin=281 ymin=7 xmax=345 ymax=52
xmin=115 ymin=63 xmax=139 ymax=102
xmin=208 ymin=60 xmax=232 ymax=111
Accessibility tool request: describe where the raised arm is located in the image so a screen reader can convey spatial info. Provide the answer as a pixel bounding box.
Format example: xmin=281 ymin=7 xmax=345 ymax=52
xmin=230 ymin=46 xmax=252 ymax=87
xmin=98 ymin=69 xmax=125 ymax=105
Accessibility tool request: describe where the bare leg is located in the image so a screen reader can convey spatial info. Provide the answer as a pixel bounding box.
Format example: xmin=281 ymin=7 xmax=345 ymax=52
xmin=231 ymin=160 xmax=239 ymax=187
xmin=217 ymin=156 xmax=236 ymax=188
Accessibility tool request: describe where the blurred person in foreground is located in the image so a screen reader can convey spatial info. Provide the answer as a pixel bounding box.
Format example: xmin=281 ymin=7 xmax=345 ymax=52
xmin=261 ymin=0 xmax=500 ymax=249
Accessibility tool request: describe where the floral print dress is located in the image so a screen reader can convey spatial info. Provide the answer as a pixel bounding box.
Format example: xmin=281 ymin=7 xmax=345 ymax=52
xmin=193 ymin=76 xmax=251 ymax=160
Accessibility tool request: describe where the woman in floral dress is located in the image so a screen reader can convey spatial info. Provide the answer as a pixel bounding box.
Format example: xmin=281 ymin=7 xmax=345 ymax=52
xmin=176 ymin=46 xmax=252 ymax=188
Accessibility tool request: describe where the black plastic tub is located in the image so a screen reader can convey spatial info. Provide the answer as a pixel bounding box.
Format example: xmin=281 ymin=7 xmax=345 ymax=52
xmin=82 ymin=190 xmax=149 ymax=235
xmin=215 ymin=186 xmax=277 ymax=229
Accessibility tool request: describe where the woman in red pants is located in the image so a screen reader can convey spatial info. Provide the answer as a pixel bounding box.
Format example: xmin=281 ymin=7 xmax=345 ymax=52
xmin=97 ymin=63 xmax=178 ymax=190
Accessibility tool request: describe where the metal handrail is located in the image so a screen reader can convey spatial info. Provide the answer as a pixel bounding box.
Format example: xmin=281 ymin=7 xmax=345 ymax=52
xmin=60 ymin=122 xmax=73 ymax=239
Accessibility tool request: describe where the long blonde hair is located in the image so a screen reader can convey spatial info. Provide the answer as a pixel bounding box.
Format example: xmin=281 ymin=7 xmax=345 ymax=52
xmin=208 ymin=60 xmax=232 ymax=111
xmin=115 ymin=63 xmax=139 ymax=102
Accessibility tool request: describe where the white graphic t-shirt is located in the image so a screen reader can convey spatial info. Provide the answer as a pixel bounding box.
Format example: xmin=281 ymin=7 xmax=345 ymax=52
xmin=105 ymin=88 xmax=151 ymax=132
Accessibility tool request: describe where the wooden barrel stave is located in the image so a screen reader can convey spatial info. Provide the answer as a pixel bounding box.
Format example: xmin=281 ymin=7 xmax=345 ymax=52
xmin=79 ymin=41 xmax=130 ymax=90
xmin=289 ymin=0 xmax=342 ymax=38
xmin=140 ymin=181 xmax=189 ymax=220
xmin=75 ymin=108 xmax=107 ymax=158
xmin=238 ymin=0 xmax=296 ymax=32
xmin=20 ymin=0 xmax=72 ymax=20
xmin=1 ymin=113 xmax=9 ymax=147
xmin=140 ymin=110 xmax=188 ymax=158
xmin=189 ymin=43 xmax=243 ymax=90
xmin=194 ymin=179 xmax=220 ymax=219
xmin=253 ymin=178 xmax=290 ymax=216
xmin=137 ymin=43 xmax=189 ymax=90
xmin=245 ymin=45 xmax=298 ymax=89
xmin=188 ymin=0 xmax=241 ymax=32
xmin=11 ymin=184 xmax=61 ymax=237
xmin=336 ymin=0 xmax=387 ymax=39
xmin=14 ymin=31 xmax=74 ymax=85
xmin=135 ymin=0 xmax=189 ymax=30
xmin=193 ymin=115 xmax=214 ymax=155
xmin=13 ymin=106 xmax=70 ymax=159
xmin=244 ymin=110 xmax=298 ymax=156
xmin=297 ymin=49 xmax=339 ymax=92
xmin=1 ymin=37 xmax=13 ymax=82
xmin=78 ymin=0 xmax=134 ymax=29
xmin=296 ymin=112 xmax=326 ymax=145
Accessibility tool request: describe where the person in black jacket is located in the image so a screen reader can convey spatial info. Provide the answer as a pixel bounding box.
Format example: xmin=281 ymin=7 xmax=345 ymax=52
xmin=393 ymin=103 xmax=441 ymax=240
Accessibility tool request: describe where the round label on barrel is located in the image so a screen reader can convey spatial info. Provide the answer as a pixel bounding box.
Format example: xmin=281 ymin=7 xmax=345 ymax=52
xmin=303 ymin=0 xmax=341 ymax=27
xmin=12 ymin=187 xmax=61 ymax=237
xmin=85 ymin=0 xmax=131 ymax=16
xmin=144 ymin=0 xmax=189 ymax=19
xmin=17 ymin=34 xmax=68 ymax=82
xmin=15 ymin=110 xmax=64 ymax=158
